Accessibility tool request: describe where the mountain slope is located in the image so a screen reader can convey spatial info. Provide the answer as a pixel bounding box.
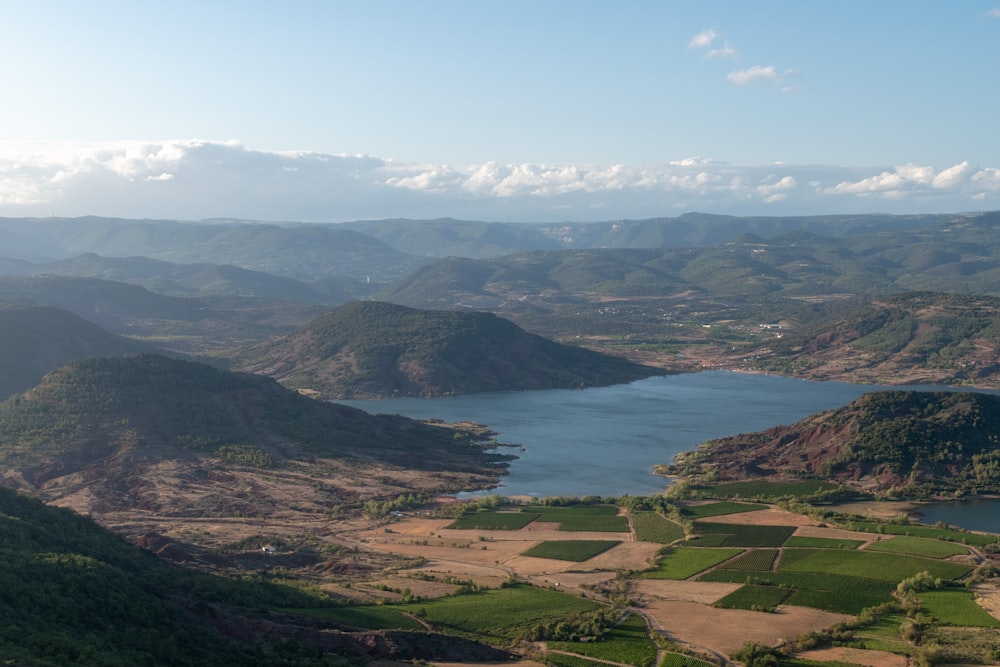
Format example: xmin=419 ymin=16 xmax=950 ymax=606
xmin=736 ymin=292 xmax=1000 ymax=386
xmin=0 ymin=354 xmax=509 ymax=525
xmin=0 ymin=301 xmax=149 ymax=400
xmin=669 ymin=390 xmax=1000 ymax=497
xmin=233 ymin=301 xmax=662 ymax=398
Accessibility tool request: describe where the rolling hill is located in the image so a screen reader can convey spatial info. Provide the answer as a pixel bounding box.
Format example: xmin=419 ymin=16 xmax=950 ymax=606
xmin=0 ymin=301 xmax=149 ymax=400
xmin=668 ymin=390 xmax=1000 ymax=498
xmin=232 ymin=300 xmax=663 ymax=398
xmin=0 ymin=353 xmax=510 ymax=527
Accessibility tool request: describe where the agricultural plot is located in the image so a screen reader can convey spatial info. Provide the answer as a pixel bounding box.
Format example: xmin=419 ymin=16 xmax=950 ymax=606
xmin=547 ymin=613 xmax=657 ymax=667
xmin=643 ymin=547 xmax=743 ymax=580
xmin=713 ymin=583 xmax=791 ymax=610
xmin=284 ymin=604 xmax=425 ymax=631
xmin=843 ymin=521 xmax=998 ymax=547
xmin=681 ymin=501 xmax=767 ymax=519
xmin=784 ymin=536 xmax=864 ymax=550
xmin=919 ymin=589 xmax=1000 ymax=628
xmin=723 ymin=548 xmax=778 ymax=571
xmin=701 ymin=480 xmax=839 ymax=500
xmin=632 ymin=511 xmax=685 ymax=544
xmin=545 ymin=654 xmax=609 ymax=667
xmin=659 ymin=653 xmax=716 ymax=667
xmin=533 ymin=505 xmax=630 ymax=532
xmin=778 ymin=548 xmax=973 ymax=582
xmin=303 ymin=584 xmax=601 ymax=642
xmin=863 ymin=535 xmax=969 ymax=559
xmin=447 ymin=510 xmax=540 ymax=530
xmin=521 ymin=540 xmax=621 ymax=562
xmin=693 ymin=522 xmax=796 ymax=547
xmin=698 ymin=569 xmax=896 ymax=615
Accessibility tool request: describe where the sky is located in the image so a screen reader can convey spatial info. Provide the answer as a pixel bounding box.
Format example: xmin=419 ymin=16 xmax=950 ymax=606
xmin=1 ymin=1 xmax=999 ymax=222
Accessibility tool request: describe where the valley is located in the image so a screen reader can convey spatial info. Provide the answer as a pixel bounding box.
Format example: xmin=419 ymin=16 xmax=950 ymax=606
xmin=0 ymin=212 xmax=999 ymax=666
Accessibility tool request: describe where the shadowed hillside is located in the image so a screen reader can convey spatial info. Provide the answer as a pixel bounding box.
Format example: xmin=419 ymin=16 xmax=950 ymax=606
xmin=233 ymin=300 xmax=662 ymax=398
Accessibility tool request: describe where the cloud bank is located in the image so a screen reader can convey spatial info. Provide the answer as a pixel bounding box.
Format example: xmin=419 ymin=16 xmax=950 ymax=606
xmin=0 ymin=140 xmax=997 ymax=222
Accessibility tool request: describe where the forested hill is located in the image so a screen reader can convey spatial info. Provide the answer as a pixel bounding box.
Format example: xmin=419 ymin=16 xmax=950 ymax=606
xmin=0 ymin=354 xmax=509 ymax=514
xmin=0 ymin=485 xmax=509 ymax=665
xmin=0 ymin=301 xmax=148 ymax=400
xmin=669 ymin=390 xmax=1000 ymax=498
xmin=233 ymin=300 xmax=662 ymax=398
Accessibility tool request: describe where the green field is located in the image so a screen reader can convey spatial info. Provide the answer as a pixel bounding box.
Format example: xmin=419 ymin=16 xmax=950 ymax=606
xmin=843 ymin=520 xmax=998 ymax=546
xmin=698 ymin=569 xmax=896 ymax=615
xmin=548 ymin=613 xmax=657 ymax=667
xmin=299 ymin=584 xmax=600 ymax=642
xmin=784 ymin=536 xmax=864 ymax=550
xmin=284 ymin=604 xmax=426 ymax=630
xmin=681 ymin=501 xmax=767 ymax=519
xmin=659 ymin=653 xmax=717 ymax=667
xmin=447 ymin=510 xmax=540 ymax=530
xmin=522 ymin=540 xmax=621 ymax=561
xmin=693 ymin=522 xmax=796 ymax=547
xmin=920 ymin=589 xmax=1000 ymax=628
xmin=778 ymin=548 xmax=973 ymax=582
xmin=863 ymin=535 xmax=970 ymax=559
xmin=713 ymin=583 xmax=792 ymax=610
xmin=723 ymin=549 xmax=778 ymax=571
xmin=632 ymin=511 xmax=686 ymax=544
xmin=533 ymin=505 xmax=630 ymax=532
xmin=643 ymin=547 xmax=744 ymax=580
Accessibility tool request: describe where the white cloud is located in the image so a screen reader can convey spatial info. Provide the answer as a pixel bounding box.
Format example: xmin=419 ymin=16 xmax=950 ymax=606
xmin=706 ymin=42 xmax=738 ymax=60
xmin=988 ymin=8 xmax=1000 ymax=17
xmin=727 ymin=65 xmax=794 ymax=86
xmin=0 ymin=141 xmax=997 ymax=221
xmin=688 ymin=28 xmax=718 ymax=49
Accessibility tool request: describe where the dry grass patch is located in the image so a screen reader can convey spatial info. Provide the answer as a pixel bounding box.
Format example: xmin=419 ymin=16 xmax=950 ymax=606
xmin=796 ymin=646 xmax=908 ymax=667
xmin=971 ymin=581 xmax=1000 ymax=621
xmin=793 ymin=525 xmax=880 ymax=543
xmin=643 ymin=600 xmax=851 ymax=656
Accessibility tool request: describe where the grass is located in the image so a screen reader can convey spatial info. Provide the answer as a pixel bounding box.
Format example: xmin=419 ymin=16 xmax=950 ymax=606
xmin=723 ymin=549 xmax=778 ymax=571
xmin=522 ymin=540 xmax=621 ymax=562
xmin=784 ymin=536 xmax=864 ymax=550
xmin=778 ymin=548 xmax=973 ymax=582
xmin=447 ymin=510 xmax=540 ymax=530
xmin=681 ymin=501 xmax=767 ymax=519
xmin=533 ymin=505 xmax=630 ymax=532
xmin=842 ymin=520 xmax=998 ymax=546
xmin=643 ymin=547 xmax=744 ymax=580
xmin=919 ymin=589 xmax=1000 ymax=628
xmin=713 ymin=584 xmax=792 ymax=610
xmin=548 ymin=613 xmax=657 ymax=667
xmin=632 ymin=511 xmax=686 ymax=544
xmin=693 ymin=522 xmax=796 ymax=547
xmin=863 ymin=535 xmax=969 ymax=559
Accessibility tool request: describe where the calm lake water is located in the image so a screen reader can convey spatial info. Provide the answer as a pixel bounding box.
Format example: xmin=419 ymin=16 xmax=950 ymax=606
xmin=915 ymin=499 xmax=1000 ymax=534
xmin=340 ymin=371 xmax=968 ymax=499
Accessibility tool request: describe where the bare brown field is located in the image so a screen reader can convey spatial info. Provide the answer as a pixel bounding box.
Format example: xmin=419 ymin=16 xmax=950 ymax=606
xmin=792 ymin=525 xmax=880 ymax=543
xmin=972 ymin=582 xmax=1000 ymax=621
xmin=796 ymin=647 xmax=908 ymax=667
xmin=632 ymin=579 xmax=741 ymax=605
xmin=643 ymin=600 xmax=851 ymax=656
xmin=703 ymin=507 xmax=818 ymax=527
xmin=832 ymin=501 xmax=920 ymax=520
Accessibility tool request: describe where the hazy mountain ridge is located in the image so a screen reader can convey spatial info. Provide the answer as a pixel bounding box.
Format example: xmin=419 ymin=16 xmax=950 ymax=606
xmin=0 ymin=301 xmax=150 ymax=400
xmin=234 ymin=300 xmax=662 ymax=398
xmin=669 ymin=390 xmax=1000 ymax=498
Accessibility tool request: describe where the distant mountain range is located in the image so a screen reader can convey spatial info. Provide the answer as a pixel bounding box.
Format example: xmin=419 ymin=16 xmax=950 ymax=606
xmin=669 ymin=390 xmax=1000 ymax=498
xmin=233 ymin=300 xmax=662 ymax=398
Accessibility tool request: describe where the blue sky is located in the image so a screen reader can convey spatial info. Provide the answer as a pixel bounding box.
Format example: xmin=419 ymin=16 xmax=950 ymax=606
xmin=1 ymin=1 xmax=999 ymax=222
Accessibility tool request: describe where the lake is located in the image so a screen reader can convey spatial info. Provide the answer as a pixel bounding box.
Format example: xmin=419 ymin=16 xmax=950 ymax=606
xmin=915 ymin=499 xmax=1000 ymax=534
xmin=340 ymin=371 xmax=963 ymax=498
